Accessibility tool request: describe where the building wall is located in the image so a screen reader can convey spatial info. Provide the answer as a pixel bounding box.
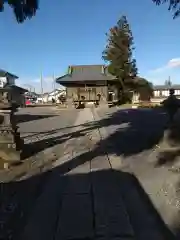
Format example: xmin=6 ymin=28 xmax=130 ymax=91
xmin=66 ymin=85 xmax=108 ymax=102
xmin=133 ymin=89 xmax=180 ymax=104
xmin=7 ymin=76 xmax=15 ymax=85
xmin=0 ymin=76 xmax=16 ymax=87
xmin=153 ymin=89 xmax=180 ymax=98
xmin=108 ymin=84 xmax=119 ymax=102
xmin=11 ymin=89 xmax=25 ymax=107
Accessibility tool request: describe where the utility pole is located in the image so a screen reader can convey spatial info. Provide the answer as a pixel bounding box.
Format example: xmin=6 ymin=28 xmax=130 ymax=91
xmin=53 ymin=73 xmax=56 ymax=92
xmin=53 ymin=73 xmax=56 ymax=102
xmin=168 ymin=76 xmax=172 ymax=86
xmin=40 ymin=72 xmax=44 ymax=103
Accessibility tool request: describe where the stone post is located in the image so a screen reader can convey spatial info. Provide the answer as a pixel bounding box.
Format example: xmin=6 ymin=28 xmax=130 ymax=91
xmin=0 ymin=88 xmax=23 ymax=168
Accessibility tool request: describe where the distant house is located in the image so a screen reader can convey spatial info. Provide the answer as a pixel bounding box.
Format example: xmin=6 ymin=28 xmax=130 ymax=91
xmin=47 ymin=89 xmax=66 ymax=102
xmin=0 ymin=69 xmax=27 ymax=107
xmin=153 ymin=85 xmax=180 ymax=98
xmin=36 ymin=93 xmax=49 ymax=103
xmin=0 ymin=69 xmax=18 ymax=87
xmin=35 ymin=89 xmax=66 ymax=103
xmin=5 ymin=85 xmax=27 ymax=107
xmin=150 ymin=84 xmax=180 ymax=103
xmin=56 ymin=64 xmax=119 ymax=106
xmin=132 ymin=84 xmax=180 ymax=104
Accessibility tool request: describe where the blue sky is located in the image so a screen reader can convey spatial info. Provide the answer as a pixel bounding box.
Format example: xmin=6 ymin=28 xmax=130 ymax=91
xmin=0 ymin=0 xmax=179 ymax=92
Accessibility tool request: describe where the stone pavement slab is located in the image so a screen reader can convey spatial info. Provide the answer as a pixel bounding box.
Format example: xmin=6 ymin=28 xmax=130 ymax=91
xmin=62 ymin=172 xmax=91 ymax=194
xmin=91 ymin=170 xmax=134 ymax=239
xmin=21 ymin=173 xmax=67 ymax=240
xmin=55 ymin=194 xmax=94 ymax=240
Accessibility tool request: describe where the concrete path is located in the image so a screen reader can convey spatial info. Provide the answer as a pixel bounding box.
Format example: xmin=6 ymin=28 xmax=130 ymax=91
xmin=20 ymin=108 xmax=174 ymax=240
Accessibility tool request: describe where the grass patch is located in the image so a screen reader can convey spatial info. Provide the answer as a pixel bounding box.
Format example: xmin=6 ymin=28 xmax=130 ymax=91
xmin=138 ymin=102 xmax=161 ymax=108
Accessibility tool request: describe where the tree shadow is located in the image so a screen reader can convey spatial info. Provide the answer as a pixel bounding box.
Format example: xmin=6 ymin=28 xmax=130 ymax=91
xmin=97 ymin=108 xmax=167 ymax=157
xmin=21 ymin=126 xmax=92 ymax=160
xmin=16 ymin=114 xmax=58 ymax=124
xmin=155 ymin=111 xmax=180 ymax=167
xmin=0 ymin=169 xmax=176 ymax=239
xmin=20 ymin=107 xmax=167 ymax=161
xmin=157 ymin=148 xmax=180 ymax=167
xmin=0 ymin=107 xmax=178 ymax=239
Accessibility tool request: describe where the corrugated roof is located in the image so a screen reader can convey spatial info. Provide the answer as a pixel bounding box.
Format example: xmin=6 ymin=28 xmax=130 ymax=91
xmin=0 ymin=69 xmax=18 ymax=79
xmin=56 ymin=65 xmax=114 ymax=83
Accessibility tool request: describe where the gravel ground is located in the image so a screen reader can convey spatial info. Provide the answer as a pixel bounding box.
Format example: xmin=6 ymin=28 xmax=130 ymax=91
xmin=96 ymin=106 xmax=180 ymax=236
xmin=14 ymin=107 xmax=81 ymax=178
xmin=0 ymin=106 xmax=179 ymax=239
xmin=0 ymin=107 xmax=80 ymax=239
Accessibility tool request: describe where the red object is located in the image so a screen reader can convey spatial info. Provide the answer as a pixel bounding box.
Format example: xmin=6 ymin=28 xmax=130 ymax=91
xmin=25 ymin=100 xmax=31 ymax=105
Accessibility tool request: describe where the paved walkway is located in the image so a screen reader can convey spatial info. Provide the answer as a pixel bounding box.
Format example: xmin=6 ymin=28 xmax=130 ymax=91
xmin=19 ymin=108 xmax=174 ymax=240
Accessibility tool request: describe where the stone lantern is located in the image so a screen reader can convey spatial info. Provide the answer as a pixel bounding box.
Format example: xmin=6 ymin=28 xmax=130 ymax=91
xmin=0 ymin=87 xmax=23 ymax=167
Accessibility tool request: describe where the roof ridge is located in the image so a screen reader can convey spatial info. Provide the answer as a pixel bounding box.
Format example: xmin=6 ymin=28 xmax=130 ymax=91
xmin=70 ymin=64 xmax=105 ymax=67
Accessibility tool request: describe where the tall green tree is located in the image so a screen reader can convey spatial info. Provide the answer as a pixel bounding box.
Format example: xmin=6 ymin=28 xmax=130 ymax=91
xmin=0 ymin=0 xmax=38 ymax=23
xmin=102 ymin=15 xmax=138 ymax=100
xmin=135 ymin=78 xmax=153 ymax=101
xmin=153 ymin=0 xmax=180 ymax=18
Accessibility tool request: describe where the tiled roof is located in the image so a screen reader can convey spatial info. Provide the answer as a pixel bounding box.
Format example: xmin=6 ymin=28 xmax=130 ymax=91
xmin=5 ymin=85 xmax=27 ymax=92
xmin=153 ymin=85 xmax=180 ymax=90
xmin=0 ymin=69 xmax=18 ymax=79
xmin=56 ymin=65 xmax=114 ymax=83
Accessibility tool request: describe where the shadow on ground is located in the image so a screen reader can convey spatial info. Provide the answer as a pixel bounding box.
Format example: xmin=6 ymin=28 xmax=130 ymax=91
xmin=156 ymin=112 xmax=180 ymax=167
xmin=1 ymin=107 xmax=180 ymax=239
xmin=21 ymin=108 xmax=167 ymax=160
xmin=15 ymin=114 xmax=57 ymax=124
xmin=0 ymin=169 xmax=176 ymax=239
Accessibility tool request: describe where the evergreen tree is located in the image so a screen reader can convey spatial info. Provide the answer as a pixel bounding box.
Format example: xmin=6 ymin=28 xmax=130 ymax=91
xmin=102 ymin=15 xmax=138 ymax=99
xmin=135 ymin=78 xmax=153 ymax=101
xmin=153 ymin=0 xmax=180 ymax=18
xmin=0 ymin=0 xmax=38 ymax=23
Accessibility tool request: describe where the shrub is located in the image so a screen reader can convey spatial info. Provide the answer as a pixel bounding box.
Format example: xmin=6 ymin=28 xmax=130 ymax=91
xmin=138 ymin=102 xmax=161 ymax=109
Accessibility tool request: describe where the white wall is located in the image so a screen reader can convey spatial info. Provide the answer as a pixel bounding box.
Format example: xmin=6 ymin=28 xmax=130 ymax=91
xmin=153 ymin=89 xmax=180 ymax=97
xmin=175 ymin=90 xmax=180 ymax=95
xmin=0 ymin=76 xmax=15 ymax=88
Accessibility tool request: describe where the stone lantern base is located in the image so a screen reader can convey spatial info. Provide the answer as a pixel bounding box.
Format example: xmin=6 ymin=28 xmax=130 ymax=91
xmin=0 ymin=109 xmax=23 ymax=164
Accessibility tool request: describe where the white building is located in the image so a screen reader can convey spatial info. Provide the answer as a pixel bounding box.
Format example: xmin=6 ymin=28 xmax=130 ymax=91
xmin=36 ymin=89 xmax=66 ymax=103
xmin=132 ymin=84 xmax=180 ymax=104
xmin=152 ymin=85 xmax=180 ymax=103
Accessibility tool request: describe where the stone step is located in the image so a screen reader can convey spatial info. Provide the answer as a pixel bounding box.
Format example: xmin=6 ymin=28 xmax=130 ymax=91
xmin=0 ymin=173 xmax=49 ymax=240
xmin=21 ymin=173 xmax=67 ymax=240
xmin=91 ymin=170 xmax=134 ymax=239
xmin=55 ymin=159 xmax=93 ymax=240
xmin=55 ymin=193 xmax=94 ymax=240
